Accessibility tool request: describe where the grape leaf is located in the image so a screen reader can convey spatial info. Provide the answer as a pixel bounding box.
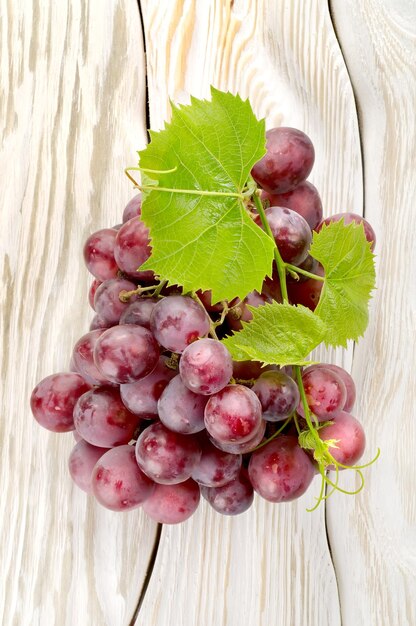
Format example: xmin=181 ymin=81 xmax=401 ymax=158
xmin=310 ymin=220 xmax=376 ymax=347
xmin=138 ymin=87 xmax=275 ymax=302
xmin=222 ymin=302 xmax=327 ymax=366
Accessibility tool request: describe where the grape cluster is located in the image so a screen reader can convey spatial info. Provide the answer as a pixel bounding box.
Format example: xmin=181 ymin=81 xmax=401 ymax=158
xmin=31 ymin=127 xmax=376 ymax=523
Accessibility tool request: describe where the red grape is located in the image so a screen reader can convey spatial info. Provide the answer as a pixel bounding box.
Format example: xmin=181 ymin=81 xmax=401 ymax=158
xmin=114 ymin=217 xmax=153 ymax=281
xmin=94 ymin=278 xmax=138 ymax=324
xmin=68 ymin=439 xmax=109 ymax=493
xmin=255 ymin=206 xmax=312 ymax=265
xmin=201 ymin=470 xmax=254 ymax=515
xmin=119 ymin=297 xmax=158 ymax=328
xmin=252 ymin=370 xmax=300 ymax=421
xmin=318 ymin=411 xmax=366 ymax=467
xmin=179 ymin=338 xmax=233 ymax=395
xmin=72 ymin=329 xmax=110 ymax=386
xmin=122 ymin=194 xmax=142 ymax=223
xmin=261 ymin=181 xmax=322 ymax=230
xmin=73 ymin=386 xmax=140 ymax=447
xmin=88 ymin=279 xmax=102 ymax=310
xmin=158 ymin=375 xmax=208 ymax=434
xmin=287 ymin=263 xmax=324 ymax=310
xmin=204 ymin=384 xmax=263 ymax=444
xmin=30 ymin=373 xmax=90 ymax=433
xmin=94 ymin=324 xmax=159 ymax=384
xmin=316 ymin=212 xmax=376 ymax=251
xmin=150 ymin=295 xmax=210 ymax=353
xmin=143 ymin=479 xmax=200 ymax=524
xmin=298 ymin=367 xmax=347 ymax=421
xmin=92 ymin=445 xmax=154 ymax=511
xmin=135 ymin=422 xmax=201 ymax=485
xmin=251 ymin=127 xmax=315 ymax=194
xmin=83 ymin=228 xmax=119 ymax=281
xmin=192 ymin=438 xmax=242 ymax=487
xmin=210 ymin=418 xmax=266 ymax=454
xmin=304 ymin=363 xmax=356 ymax=413
xmin=248 ymin=435 xmax=315 ymax=502
xmin=120 ymin=356 xmax=176 ymax=419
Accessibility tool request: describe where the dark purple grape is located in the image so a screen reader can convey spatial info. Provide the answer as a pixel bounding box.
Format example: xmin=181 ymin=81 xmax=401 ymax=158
xmin=122 ymin=194 xmax=142 ymax=223
xmin=256 ymin=206 xmax=312 ymax=265
xmin=83 ymin=228 xmax=119 ymax=281
xmin=251 ymin=127 xmax=315 ymax=194
xmin=114 ymin=217 xmax=153 ymax=281
xmin=226 ymin=290 xmax=269 ymax=332
xmin=204 ymin=384 xmax=263 ymax=444
xmin=88 ymin=279 xmax=102 ymax=310
xmin=120 ymin=356 xmax=176 ymax=419
xmin=248 ymin=435 xmax=315 ymax=502
xmin=158 ymin=375 xmax=208 ymax=434
xmin=92 ymin=445 xmax=155 ymax=511
xmin=232 ymin=360 xmax=277 ymax=381
xmin=94 ymin=324 xmax=159 ymax=384
xmin=119 ymin=297 xmax=158 ymax=328
xmin=287 ymin=263 xmax=324 ymax=310
xmin=261 ymin=181 xmax=322 ymax=230
xmin=201 ymin=470 xmax=254 ymax=515
xmin=143 ymin=479 xmax=200 ymax=524
xmin=94 ymin=278 xmax=138 ymax=324
xmin=286 ymin=254 xmax=320 ymax=284
xmin=318 ymin=411 xmax=366 ymax=467
xmin=73 ymin=386 xmax=141 ymax=447
xmin=179 ymin=338 xmax=233 ymax=395
xmin=72 ymin=329 xmax=110 ymax=386
xmin=299 ymin=366 xmax=347 ymax=421
xmin=150 ymin=295 xmax=210 ymax=353
xmin=68 ymin=439 xmax=109 ymax=493
xmin=135 ymin=422 xmax=201 ymax=485
xmin=316 ymin=212 xmax=376 ymax=251
xmin=252 ymin=370 xmax=300 ymax=422
xmin=192 ymin=438 xmax=242 ymax=487
xmin=30 ymin=373 xmax=91 ymax=432
xmin=304 ymin=363 xmax=356 ymax=412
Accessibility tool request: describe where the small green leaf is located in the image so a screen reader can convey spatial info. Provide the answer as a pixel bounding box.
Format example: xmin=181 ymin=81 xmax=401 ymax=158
xmin=310 ymin=220 xmax=376 ymax=347
xmin=138 ymin=87 xmax=275 ymax=302
xmin=222 ymin=301 xmax=327 ymax=366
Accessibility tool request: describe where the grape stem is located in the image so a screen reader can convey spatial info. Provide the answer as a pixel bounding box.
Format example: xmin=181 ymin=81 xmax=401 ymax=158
xmin=285 ymin=263 xmax=325 ymax=282
xmin=252 ymin=192 xmax=288 ymax=302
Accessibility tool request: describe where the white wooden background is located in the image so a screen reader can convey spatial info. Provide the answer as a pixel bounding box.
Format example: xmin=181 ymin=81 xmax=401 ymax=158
xmin=1 ymin=1 xmax=415 ymax=625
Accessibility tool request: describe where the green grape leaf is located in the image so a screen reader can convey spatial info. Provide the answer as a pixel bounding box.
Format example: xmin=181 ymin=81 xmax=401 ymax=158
xmin=138 ymin=87 xmax=275 ymax=302
xmin=310 ymin=220 xmax=376 ymax=347
xmin=222 ymin=302 xmax=327 ymax=366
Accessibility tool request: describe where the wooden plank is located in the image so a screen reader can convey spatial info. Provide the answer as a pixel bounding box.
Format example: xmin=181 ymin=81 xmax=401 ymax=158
xmin=136 ymin=1 xmax=363 ymax=623
xmin=327 ymin=2 xmax=416 ymax=625
xmin=0 ymin=2 xmax=158 ymax=625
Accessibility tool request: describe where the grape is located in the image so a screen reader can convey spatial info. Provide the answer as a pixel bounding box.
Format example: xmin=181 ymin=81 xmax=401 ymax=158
xmin=248 ymin=435 xmax=315 ymax=502
xmin=255 ymin=206 xmax=312 ymax=266
xmin=232 ymin=360 xmax=276 ymax=381
xmin=158 ymin=375 xmax=208 ymax=434
xmin=210 ymin=418 xmax=266 ymax=454
xmin=204 ymin=384 xmax=263 ymax=444
xmin=73 ymin=387 xmax=140 ymax=447
xmin=191 ymin=437 xmax=242 ymax=487
xmin=92 ymin=445 xmax=154 ymax=511
xmin=251 ymin=127 xmax=315 ymax=194
xmin=119 ymin=297 xmax=158 ymax=328
xmin=252 ymin=370 xmax=300 ymax=422
xmin=94 ymin=278 xmax=138 ymax=324
xmin=318 ymin=411 xmax=366 ymax=467
xmin=120 ymin=356 xmax=176 ymax=419
xmin=114 ymin=217 xmax=154 ymax=281
xmin=83 ymin=228 xmax=119 ymax=281
xmin=88 ymin=279 xmax=102 ymax=310
xmin=68 ymin=439 xmax=109 ymax=493
xmin=122 ymin=193 xmax=142 ymax=223
xmin=287 ymin=263 xmax=324 ymax=310
xmin=201 ymin=470 xmax=253 ymax=515
xmin=150 ymin=295 xmax=210 ymax=353
xmin=317 ymin=212 xmax=376 ymax=251
xmin=30 ymin=373 xmax=90 ymax=432
xmin=261 ymin=181 xmax=322 ymax=230
xmin=135 ymin=422 xmax=201 ymax=484
xmin=261 ymin=272 xmax=283 ymax=303
xmin=73 ymin=430 xmax=82 ymax=442
xmin=89 ymin=314 xmax=115 ymax=331
xmin=226 ymin=290 xmax=269 ymax=332
xmin=94 ymin=324 xmax=159 ymax=384
xmin=72 ymin=329 xmax=111 ymax=386
xmin=196 ymin=290 xmax=225 ymax=312
xmin=298 ymin=367 xmax=347 ymax=421
xmin=143 ymin=479 xmax=200 ymax=524
xmin=304 ymin=363 xmax=356 ymax=412
xmin=179 ymin=338 xmax=233 ymax=395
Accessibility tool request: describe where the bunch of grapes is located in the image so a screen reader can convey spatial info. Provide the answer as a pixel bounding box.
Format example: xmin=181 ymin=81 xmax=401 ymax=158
xmin=30 ymin=126 xmax=376 ymax=523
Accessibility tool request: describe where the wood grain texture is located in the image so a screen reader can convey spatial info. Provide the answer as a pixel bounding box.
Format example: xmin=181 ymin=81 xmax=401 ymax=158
xmin=0 ymin=2 xmax=158 ymax=625
xmin=327 ymin=2 xmax=416 ymax=625
xmin=136 ymin=1 xmax=362 ymax=624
